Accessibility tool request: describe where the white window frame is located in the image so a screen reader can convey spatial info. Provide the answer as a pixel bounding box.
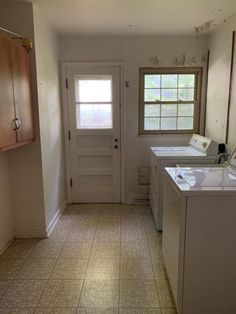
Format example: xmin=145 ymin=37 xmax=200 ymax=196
xmin=139 ymin=67 xmax=202 ymax=134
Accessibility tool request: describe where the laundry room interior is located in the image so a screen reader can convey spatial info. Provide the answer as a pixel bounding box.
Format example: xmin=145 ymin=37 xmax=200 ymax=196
xmin=0 ymin=1 xmax=236 ymax=313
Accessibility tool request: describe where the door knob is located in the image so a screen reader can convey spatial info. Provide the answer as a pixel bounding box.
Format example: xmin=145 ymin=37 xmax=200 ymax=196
xmin=114 ymin=138 xmax=118 ymax=142
xmin=114 ymin=145 xmax=118 ymax=149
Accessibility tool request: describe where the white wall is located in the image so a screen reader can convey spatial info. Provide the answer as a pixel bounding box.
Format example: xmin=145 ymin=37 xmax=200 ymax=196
xmin=0 ymin=1 xmax=66 ymax=239
xmin=59 ymin=35 xmax=208 ymax=202
xmin=33 ymin=5 xmax=66 ymax=232
xmin=0 ymin=154 xmax=13 ymax=252
xmin=0 ymin=1 xmax=46 ymax=238
xmin=206 ymin=11 xmax=236 ymax=151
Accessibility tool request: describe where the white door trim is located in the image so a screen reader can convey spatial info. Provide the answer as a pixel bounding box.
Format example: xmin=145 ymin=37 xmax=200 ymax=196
xmin=61 ymin=61 xmax=126 ymax=204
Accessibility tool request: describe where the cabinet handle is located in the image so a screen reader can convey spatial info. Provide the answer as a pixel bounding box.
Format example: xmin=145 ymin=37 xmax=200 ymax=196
xmin=16 ymin=118 xmax=21 ymax=130
xmin=13 ymin=118 xmax=17 ymax=130
xmin=13 ymin=118 xmax=21 ymax=130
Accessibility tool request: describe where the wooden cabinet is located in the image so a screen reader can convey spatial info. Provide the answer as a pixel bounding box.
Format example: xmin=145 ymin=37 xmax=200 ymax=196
xmin=0 ymin=32 xmax=34 ymax=151
xmin=0 ymin=32 xmax=16 ymax=149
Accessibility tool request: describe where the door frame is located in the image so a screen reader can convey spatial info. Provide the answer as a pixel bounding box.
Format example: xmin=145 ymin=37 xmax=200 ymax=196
xmin=61 ymin=61 xmax=126 ymax=204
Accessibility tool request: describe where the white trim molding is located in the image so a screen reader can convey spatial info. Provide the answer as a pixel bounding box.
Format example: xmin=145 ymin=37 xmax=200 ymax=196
xmin=0 ymin=234 xmax=14 ymax=255
xmin=46 ymin=201 xmax=67 ymax=237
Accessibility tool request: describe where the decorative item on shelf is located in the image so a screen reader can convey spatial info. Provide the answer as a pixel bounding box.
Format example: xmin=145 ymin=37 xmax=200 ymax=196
xmin=150 ymin=55 xmax=160 ymax=66
xmin=175 ymin=54 xmax=205 ymax=67
xmin=175 ymin=54 xmax=186 ymax=66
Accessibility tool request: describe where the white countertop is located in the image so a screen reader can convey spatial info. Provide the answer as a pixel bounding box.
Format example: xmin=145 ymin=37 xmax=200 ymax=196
xmin=150 ymin=146 xmax=209 ymax=158
xmin=165 ymin=166 xmax=236 ymax=196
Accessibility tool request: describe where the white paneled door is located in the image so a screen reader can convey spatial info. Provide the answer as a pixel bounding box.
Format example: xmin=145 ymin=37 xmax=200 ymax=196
xmin=66 ymin=65 xmax=121 ymax=203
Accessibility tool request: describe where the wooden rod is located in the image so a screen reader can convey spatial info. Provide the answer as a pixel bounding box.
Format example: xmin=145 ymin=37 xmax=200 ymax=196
xmin=203 ymin=50 xmax=210 ymax=136
xmin=225 ymin=30 xmax=235 ymax=144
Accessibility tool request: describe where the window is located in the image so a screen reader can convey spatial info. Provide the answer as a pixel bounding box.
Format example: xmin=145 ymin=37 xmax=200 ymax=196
xmin=75 ymin=75 xmax=113 ymax=129
xmin=139 ymin=67 xmax=202 ymax=134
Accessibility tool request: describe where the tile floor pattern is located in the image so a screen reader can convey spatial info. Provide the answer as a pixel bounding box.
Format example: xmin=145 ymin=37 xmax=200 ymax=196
xmin=0 ymin=204 xmax=177 ymax=314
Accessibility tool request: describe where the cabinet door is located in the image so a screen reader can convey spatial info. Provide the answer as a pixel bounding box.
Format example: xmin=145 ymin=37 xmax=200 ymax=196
xmin=0 ymin=33 xmax=17 ymax=149
xmin=10 ymin=41 xmax=34 ymax=143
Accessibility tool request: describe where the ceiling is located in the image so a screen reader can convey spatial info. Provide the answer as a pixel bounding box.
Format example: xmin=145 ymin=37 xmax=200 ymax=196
xmin=28 ymin=0 xmax=236 ymax=35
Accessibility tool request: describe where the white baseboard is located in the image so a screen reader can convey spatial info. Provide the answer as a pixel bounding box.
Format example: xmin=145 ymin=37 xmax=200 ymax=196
xmin=14 ymin=229 xmax=48 ymax=238
xmin=13 ymin=201 xmax=67 ymax=239
xmin=0 ymin=235 xmax=14 ymax=255
xmin=46 ymin=201 xmax=67 ymax=237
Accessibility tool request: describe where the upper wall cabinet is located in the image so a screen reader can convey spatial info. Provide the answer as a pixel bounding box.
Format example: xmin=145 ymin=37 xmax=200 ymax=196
xmin=0 ymin=32 xmax=34 ymax=151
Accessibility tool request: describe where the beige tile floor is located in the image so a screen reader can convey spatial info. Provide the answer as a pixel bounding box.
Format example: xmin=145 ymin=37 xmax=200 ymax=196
xmin=0 ymin=204 xmax=177 ymax=314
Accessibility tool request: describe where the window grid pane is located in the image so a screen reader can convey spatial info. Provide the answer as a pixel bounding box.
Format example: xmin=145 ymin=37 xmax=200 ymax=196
xmin=178 ymin=103 xmax=194 ymax=116
xmin=145 ymin=75 xmax=161 ymax=88
xmin=76 ymin=78 xmax=112 ymax=102
xmin=75 ymin=75 xmax=113 ymax=129
xmin=144 ymin=117 xmax=160 ymax=130
xmin=144 ymin=75 xmax=195 ymax=103
xmin=177 ymin=117 xmax=194 ymax=129
xmin=144 ymin=104 xmax=160 ymax=117
xmin=178 ymin=74 xmax=195 ymax=88
xmin=161 ymin=117 xmax=177 ymax=130
xmin=142 ymin=71 xmax=198 ymax=132
xmin=144 ymin=102 xmax=194 ymax=131
xmin=144 ymin=89 xmax=161 ymax=101
xmin=76 ymin=104 xmax=113 ymax=129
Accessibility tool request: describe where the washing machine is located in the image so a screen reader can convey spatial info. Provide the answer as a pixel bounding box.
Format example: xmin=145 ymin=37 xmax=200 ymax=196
xmin=149 ymin=134 xmax=219 ymax=231
xmin=162 ymin=148 xmax=236 ymax=314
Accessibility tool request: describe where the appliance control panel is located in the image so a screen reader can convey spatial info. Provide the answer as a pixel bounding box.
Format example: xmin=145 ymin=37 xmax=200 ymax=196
xmin=189 ymin=134 xmax=218 ymax=155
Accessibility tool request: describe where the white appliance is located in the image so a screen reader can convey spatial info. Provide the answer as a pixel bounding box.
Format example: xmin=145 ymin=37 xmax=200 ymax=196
xmin=162 ymin=148 xmax=236 ymax=314
xmin=149 ymin=134 xmax=219 ymax=230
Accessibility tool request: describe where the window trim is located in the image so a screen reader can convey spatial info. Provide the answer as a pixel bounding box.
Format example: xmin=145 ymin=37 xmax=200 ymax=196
xmin=139 ymin=67 xmax=202 ymax=135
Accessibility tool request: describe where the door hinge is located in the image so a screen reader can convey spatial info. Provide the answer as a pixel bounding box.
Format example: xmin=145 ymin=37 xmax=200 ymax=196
xmin=65 ymin=78 xmax=68 ymax=89
xmin=70 ymin=178 xmax=73 ymax=188
xmin=68 ymin=131 xmax=71 ymax=141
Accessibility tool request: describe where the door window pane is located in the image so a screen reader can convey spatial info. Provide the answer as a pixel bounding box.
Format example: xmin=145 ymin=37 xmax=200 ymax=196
xmin=76 ymin=104 xmax=112 ymax=129
xmin=76 ymin=78 xmax=112 ymax=102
